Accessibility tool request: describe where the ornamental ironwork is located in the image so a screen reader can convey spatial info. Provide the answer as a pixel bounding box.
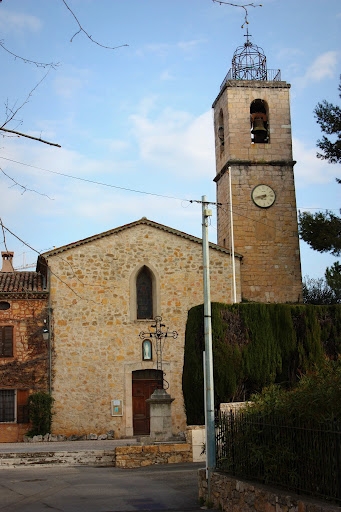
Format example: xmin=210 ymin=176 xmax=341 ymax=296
xmin=220 ymin=28 xmax=281 ymax=87
xmin=139 ymin=316 xmax=178 ymax=388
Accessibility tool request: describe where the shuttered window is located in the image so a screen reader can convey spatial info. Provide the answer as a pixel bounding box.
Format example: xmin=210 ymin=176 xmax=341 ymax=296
xmin=17 ymin=390 xmax=29 ymax=424
xmin=0 ymin=390 xmax=15 ymax=422
xmin=0 ymin=326 xmax=13 ymax=357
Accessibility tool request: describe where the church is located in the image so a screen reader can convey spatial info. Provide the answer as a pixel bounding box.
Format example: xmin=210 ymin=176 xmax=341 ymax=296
xmin=1 ymin=34 xmax=302 ymax=440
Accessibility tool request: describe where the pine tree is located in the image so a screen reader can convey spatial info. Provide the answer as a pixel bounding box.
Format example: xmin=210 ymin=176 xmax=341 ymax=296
xmin=314 ymin=75 xmax=341 ymax=164
xmin=299 ymin=78 xmax=341 ymax=272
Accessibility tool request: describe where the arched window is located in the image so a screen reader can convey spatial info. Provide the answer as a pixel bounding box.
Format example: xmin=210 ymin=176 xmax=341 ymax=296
xmin=136 ymin=266 xmax=153 ymax=319
xmin=218 ymin=109 xmax=225 ymax=147
xmin=250 ymin=99 xmax=269 ymax=143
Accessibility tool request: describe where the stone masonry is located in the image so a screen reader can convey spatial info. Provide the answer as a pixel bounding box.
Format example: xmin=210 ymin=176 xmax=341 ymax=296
xmin=198 ymin=469 xmax=340 ymax=512
xmin=0 ymin=267 xmax=49 ymax=442
xmin=39 ymin=218 xmax=241 ymax=439
xmin=213 ymin=81 xmax=302 ymax=303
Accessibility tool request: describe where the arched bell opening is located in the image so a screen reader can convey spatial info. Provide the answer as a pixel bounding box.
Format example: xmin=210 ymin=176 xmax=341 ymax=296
xmin=250 ymin=99 xmax=269 ymax=143
xmin=217 ymin=109 xmax=225 ymax=148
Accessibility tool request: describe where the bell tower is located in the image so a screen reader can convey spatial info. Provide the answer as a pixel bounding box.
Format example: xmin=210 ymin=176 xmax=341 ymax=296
xmin=213 ymin=32 xmax=302 ymax=303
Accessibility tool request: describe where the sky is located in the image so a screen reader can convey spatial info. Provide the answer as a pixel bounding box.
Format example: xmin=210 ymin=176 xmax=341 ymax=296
xmin=0 ymin=0 xmax=340 ymax=280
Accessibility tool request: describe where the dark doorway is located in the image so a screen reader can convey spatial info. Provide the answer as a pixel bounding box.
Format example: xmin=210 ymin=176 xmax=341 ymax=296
xmin=132 ymin=369 xmax=163 ymax=435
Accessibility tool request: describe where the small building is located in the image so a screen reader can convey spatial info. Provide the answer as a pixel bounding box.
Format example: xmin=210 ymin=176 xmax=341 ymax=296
xmin=37 ymin=218 xmax=241 ymax=438
xmin=0 ymin=252 xmax=49 ymax=442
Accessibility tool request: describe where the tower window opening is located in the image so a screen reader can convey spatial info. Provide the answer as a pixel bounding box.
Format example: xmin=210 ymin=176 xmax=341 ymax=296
xmin=250 ymin=99 xmax=269 ymax=144
xmin=218 ymin=109 xmax=225 ymax=147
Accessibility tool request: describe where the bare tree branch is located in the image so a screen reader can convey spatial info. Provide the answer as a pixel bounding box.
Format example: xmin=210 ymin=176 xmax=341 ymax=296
xmin=1 ymin=71 xmax=51 ymax=129
xmin=61 ymin=0 xmax=129 ymax=50
xmin=212 ymin=0 xmax=262 ymax=28
xmin=0 ymin=217 xmax=9 ymax=252
xmin=0 ymin=127 xmax=61 ymax=147
xmin=0 ymin=40 xmax=59 ymax=69
xmin=0 ymin=169 xmax=54 ymax=199
xmin=0 ymin=71 xmax=61 ymax=147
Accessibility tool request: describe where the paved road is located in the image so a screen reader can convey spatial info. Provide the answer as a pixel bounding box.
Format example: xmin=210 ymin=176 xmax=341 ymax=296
xmin=0 ymin=462 xmax=210 ymax=512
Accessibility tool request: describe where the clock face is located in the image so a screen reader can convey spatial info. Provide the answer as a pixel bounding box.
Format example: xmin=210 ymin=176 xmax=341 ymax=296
xmin=251 ymin=184 xmax=276 ymax=208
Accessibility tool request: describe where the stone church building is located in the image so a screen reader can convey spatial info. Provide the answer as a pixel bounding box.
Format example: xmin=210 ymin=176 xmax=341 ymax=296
xmin=37 ymin=218 xmax=241 ymax=438
xmin=1 ymin=34 xmax=302 ymax=440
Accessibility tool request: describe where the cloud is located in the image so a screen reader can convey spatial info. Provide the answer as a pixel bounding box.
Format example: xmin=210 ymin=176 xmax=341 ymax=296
xmin=129 ymin=103 xmax=215 ymax=179
xmin=293 ymin=137 xmax=337 ymax=187
xmin=160 ymin=69 xmax=175 ymax=81
xmin=53 ymin=68 xmax=91 ymax=99
xmin=177 ymin=39 xmax=205 ymax=52
xmin=136 ymin=39 xmax=204 ymax=58
xmin=295 ymin=51 xmax=340 ymax=89
xmin=0 ymin=9 xmax=42 ymax=33
xmin=0 ymin=104 xmax=217 ymax=268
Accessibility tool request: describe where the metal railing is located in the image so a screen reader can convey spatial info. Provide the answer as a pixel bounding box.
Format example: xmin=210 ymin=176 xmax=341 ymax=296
xmin=220 ymin=68 xmax=281 ymax=89
xmin=216 ymin=411 xmax=341 ymax=504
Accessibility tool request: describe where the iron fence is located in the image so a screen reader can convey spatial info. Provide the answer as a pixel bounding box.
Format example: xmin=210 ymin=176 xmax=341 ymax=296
xmin=216 ymin=411 xmax=341 ymax=504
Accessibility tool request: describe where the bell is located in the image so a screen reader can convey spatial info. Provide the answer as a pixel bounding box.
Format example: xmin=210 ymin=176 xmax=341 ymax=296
xmin=251 ymin=118 xmax=267 ymax=143
xmin=251 ymin=118 xmax=267 ymax=134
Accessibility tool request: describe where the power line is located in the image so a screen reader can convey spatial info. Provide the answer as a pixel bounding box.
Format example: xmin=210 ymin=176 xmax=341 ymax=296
xmin=0 ymin=156 xmax=192 ymax=203
xmin=0 ymin=155 xmax=338 ymax=212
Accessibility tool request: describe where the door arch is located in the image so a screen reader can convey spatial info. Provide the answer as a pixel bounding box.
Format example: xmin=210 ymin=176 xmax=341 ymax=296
xmin=132 ymin=369 xmax=163 ymax=435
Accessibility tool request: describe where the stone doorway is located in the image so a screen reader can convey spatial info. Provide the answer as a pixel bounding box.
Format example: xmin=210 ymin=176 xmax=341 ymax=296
xmin=132 ymin=369 xmax=163 ymax=435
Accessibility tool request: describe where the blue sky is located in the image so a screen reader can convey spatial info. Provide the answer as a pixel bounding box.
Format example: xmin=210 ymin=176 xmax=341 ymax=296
xmin=0 ymin=0 xmax=340 ymax=279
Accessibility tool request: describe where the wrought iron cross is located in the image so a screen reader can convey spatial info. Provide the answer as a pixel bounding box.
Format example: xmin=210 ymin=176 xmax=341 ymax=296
xmin=139 ymin=316 xmax=178 ymax=373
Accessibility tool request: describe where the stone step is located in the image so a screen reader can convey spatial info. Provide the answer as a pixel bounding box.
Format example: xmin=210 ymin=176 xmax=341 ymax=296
xmin=0 ymin=449 xmax=116 ymax=468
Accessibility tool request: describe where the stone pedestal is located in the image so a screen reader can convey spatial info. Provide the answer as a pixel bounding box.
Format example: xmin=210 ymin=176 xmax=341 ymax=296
xmin=146 ymin=388 xmax=174 ymax=442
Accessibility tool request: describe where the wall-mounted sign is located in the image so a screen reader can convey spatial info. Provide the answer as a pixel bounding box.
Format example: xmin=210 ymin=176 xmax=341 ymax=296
xmin=111 ymin=399 xmax=123 ymax=416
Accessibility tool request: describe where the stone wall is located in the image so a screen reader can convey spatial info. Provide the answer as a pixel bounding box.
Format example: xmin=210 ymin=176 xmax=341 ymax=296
xmin=198 ymin=470 xmax=340 ymax=512
xmin=115 ymin=443 xmax=191 ymax=468
xmin=0 ymin=296 xmax=49 ymax=442
xmin=0 ymin=450 xmax=116 ymax=468
xmin=45 ymin=219 xmax=240 ymax=438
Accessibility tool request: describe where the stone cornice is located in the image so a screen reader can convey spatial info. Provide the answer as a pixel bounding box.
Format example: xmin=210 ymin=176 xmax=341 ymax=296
xmin=212 ymin=80 xmax=291 ymax=108
xmin=214 ymin=160 xmax=297 ymax=183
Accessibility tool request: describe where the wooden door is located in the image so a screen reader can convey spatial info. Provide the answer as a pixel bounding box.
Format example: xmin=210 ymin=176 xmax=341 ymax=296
xmin=132 ymin=370 xmax=162 ymax=435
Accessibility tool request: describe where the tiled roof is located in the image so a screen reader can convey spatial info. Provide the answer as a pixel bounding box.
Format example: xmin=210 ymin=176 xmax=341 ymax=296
xmin=0 ymin=271 xmax=47 ymax=295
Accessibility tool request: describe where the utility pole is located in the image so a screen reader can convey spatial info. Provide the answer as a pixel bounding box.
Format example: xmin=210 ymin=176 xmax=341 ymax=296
xmin=202 ymin=195 xmax=216 ymax=500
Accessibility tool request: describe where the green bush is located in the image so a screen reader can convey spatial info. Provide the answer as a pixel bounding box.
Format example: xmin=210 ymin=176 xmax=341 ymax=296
xmin=217 ymin=362 xmax=341 ymax=501
xmin=182 ymin=303 xmax=341 ymax=425
xmin=248 ymin=359 xmax=341 ymax=421
xmin=27 ymin=392 xmax=54 ymax=436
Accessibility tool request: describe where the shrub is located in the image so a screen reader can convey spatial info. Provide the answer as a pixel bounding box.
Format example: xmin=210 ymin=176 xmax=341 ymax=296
xmin=27 ymin=392 xmax=54 ymax=436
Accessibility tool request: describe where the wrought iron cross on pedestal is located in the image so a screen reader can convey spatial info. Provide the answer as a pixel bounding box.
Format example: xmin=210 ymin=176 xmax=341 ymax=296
xmin=139 ymin=316 xmax=178 ymax=388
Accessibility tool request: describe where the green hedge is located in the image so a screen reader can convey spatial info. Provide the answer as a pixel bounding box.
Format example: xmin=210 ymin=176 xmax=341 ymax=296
xmin=182 ymin=303 xmax=341 ymax=425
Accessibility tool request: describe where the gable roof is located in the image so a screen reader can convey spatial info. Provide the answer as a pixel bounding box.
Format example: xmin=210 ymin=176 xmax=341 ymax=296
xmin=0 ymin=271 xmax=48 ymax=298
xmin=39 ymin=217 xmax=242 ymax=259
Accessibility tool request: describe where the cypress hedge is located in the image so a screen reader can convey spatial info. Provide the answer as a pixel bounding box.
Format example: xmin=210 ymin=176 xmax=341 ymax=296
xmin=182 ymin=303 xmax=341 ymax=425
